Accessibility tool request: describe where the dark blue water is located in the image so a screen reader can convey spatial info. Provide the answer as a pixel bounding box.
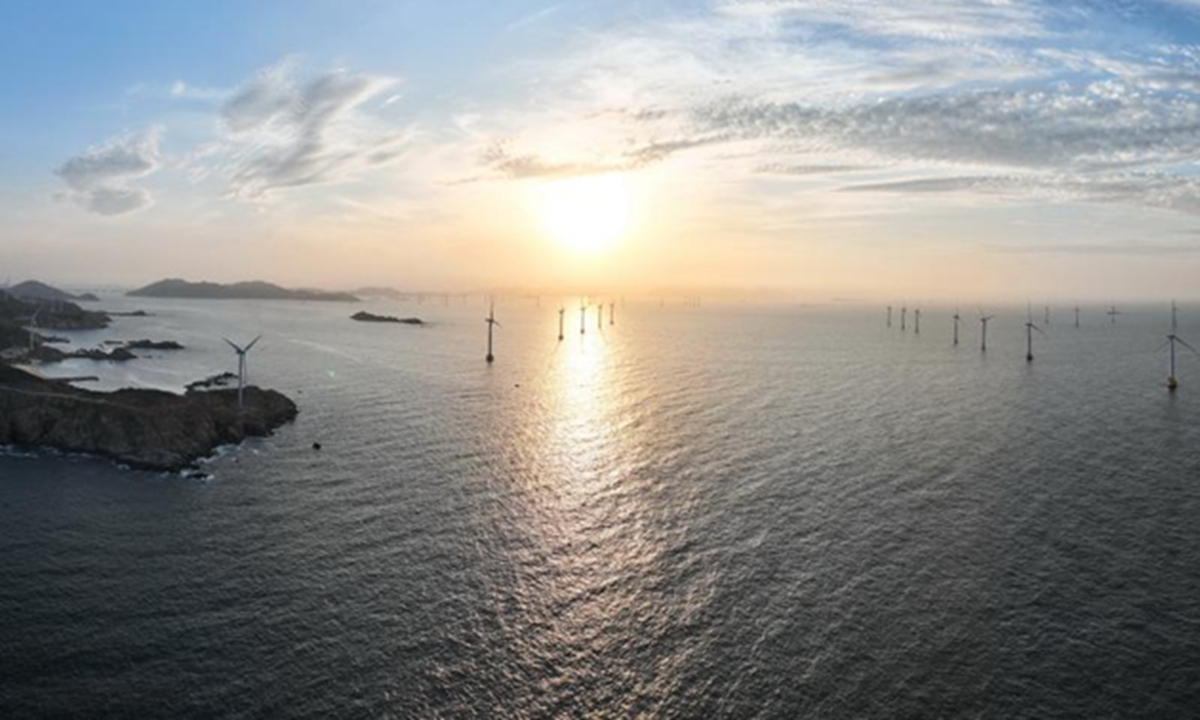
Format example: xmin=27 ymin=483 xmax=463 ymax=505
xmin=3 ymin=299 xmax=1200 ymax=717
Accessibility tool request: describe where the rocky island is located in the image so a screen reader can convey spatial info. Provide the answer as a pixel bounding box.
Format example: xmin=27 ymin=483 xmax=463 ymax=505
xmin=0 ymin=365 xmax=297 ymax=471
xmin=351 ymin=311 xmax=424 ymax=325
xmin=0 ymin=290 xmax=298 ymax=471
xmin=129 ymin=278 xmax=359 ymax=302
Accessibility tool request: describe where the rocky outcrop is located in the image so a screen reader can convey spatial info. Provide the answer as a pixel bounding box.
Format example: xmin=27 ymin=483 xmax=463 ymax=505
xmin=125 ymin=339 xmax=185 ymax=350
xmin=23 ymin=346 xmax=137 ymax=363
xmin=0 ymin=365 xmax=298 ymax=471
xmin=351 ymin=311 xmax=424 ymax=325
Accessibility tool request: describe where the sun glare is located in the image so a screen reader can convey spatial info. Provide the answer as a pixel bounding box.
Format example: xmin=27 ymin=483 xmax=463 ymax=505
xmin=539 ymin=174 xmax=630 ymax=255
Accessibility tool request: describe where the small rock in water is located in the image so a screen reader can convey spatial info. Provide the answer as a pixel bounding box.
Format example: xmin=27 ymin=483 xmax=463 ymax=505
xmin=312 ymin=442 xmax=322 ymax=451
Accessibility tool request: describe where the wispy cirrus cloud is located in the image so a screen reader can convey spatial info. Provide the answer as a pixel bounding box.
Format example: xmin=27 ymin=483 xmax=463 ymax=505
xmin=472 ymin=0 xmax=1200 ymax=220
xmin=216 ymin=62 xmax=406 ymax=199
xmin=54 ymin=130 xmax=161 ymax=216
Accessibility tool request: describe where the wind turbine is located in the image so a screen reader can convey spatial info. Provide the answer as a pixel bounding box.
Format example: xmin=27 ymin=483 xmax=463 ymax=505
xmin=914 ymin=308 xmax=921 ymax=335
xmin=1108 ymin=305 xmax=1121 ymax=324
xmin=887 ymin=305 xmax=893 ymax=329
xmin=558 ymin=306 xmax=565 ymax=341
xmin=485 ymin=299 xmax=500 ymax=363
xmin=609 ymin=302 xmax=615 ymax=326
xmin=1024 ymin=305 xmax=1044 ymax=362
xmin=222 ymin=335 xmax=262 ymax=411
xmin=1044 ymin=305 xmax=1051 ymax=326
xmin=597 ymin=301 xmax=604 ymax=330
xmin=1074 ymin=306 xmax=1081 ymax=328
xmin=952 ymin=306 xmax=962 ymax=346
xmin=580 ymin=299 xmax=587 ymax=335
xmin=900 ymin=304 xmax=907 ymax=331
xmin=1161 ymin=301 xmax=1198 ymax=391
xmin=979 ymin=310 xmax=995 ymax=352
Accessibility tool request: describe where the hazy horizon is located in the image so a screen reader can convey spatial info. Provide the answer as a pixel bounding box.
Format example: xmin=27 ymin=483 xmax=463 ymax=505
xmin=8 ymin=1 xmax=1200 ymax=300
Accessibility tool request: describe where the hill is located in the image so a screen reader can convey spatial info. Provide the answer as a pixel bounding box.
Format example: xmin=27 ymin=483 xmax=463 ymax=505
xmin=7 ymin=280 xmax=85 ymax=302
xmin=128 ymin=279 xmax=359 ymax=302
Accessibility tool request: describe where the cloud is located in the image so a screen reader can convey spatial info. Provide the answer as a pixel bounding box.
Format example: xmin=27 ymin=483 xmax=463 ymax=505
xmin=470 ymin=0 xmax=1200 ymax=223
xmin=985 ymin=241 xmax=1200 ymax=256
xmin=718 ymin=0 xmax=1051 ymax=41
xmin=55 ymin=131 xmax=160 ymax=216
xmin=215 ymin=62 xmax=405 ymax=198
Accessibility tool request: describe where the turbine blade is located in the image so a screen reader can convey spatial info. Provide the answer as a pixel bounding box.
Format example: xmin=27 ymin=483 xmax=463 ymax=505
xmin=244 ymin=335 xmax=262 ymax=352
xmin=1032 ymin=324 xmax=1044 ymax=334
xmin=1177 ymin=337 xmax=1200 ymax=357
xmin=223 ymin=338 xmax=243 ymax=352
xmin=1156 ymin=339 xmax=1171 ymax=353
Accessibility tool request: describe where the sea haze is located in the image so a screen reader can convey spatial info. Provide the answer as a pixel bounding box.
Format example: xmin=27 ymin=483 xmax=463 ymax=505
xmin=2 ymin=298 xmax=1200 ymax=717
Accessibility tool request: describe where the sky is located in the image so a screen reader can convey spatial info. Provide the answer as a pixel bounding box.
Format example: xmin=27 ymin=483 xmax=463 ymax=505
xmin=7 ymin=0 xmax=1200 ymax=301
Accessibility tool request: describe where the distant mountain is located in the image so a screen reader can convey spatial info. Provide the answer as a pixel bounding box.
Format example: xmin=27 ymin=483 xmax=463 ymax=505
xmin=127 ymin=279 xmax=360 ymax=302
xmin=7 ymin=280 xmax=84 ymax=302
xmin=353 ymin=286 xmax=409 ymax=300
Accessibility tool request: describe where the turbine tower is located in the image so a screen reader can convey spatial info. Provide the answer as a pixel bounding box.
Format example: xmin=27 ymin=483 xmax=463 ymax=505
xmin=1074 ymin=306 xmax=1081 ymax=328
xmin=1024 ymin=305 xmax=1044 ymax=362
xmin=485 ymin=299 xmax=500 ymax=363
xmin=222 ymin=335 xmax=262 ymax=411
xmin=609 ymin=302 xmax=615 ymax=326
xmin=900 ymin=305 xmax=907 ymax=331
xmin=558 ymin=306 xmax=565 ymax=341
xmin=1044 ymin=305 xmax=1051 ymax=326
xmin=914 ymin=308 xmax=921 ymax=335
xmin=952 ymin=306 xmax=962 ymax=346
xmin=580 ymin=299 xmax=587 ymax=335
xmin=27 ymin=310 xmax=39 ymax=351
xmin=1108 ymin=306 xmax=1121 ymax=324
xmin=1162 ymin=301 xmax=1198 ymax=391
xmin=979 ymin=310 xmax=995 ymax=352
xmin=597 ymin=301 xmax=603 ymax=330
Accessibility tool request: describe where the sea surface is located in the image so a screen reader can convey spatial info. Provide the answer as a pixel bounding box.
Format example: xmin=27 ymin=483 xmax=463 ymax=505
xmin=3 ymin=296 xmax=1200 ymax=718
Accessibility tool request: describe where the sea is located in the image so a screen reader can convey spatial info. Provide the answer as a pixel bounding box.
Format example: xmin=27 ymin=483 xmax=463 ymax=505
xmin=2 ymin=296 xmax=1200 ymax=718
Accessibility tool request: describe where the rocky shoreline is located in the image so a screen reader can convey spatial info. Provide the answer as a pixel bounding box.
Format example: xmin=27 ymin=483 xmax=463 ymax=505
xmin=0 ymin=365 xmax=298 ymax=471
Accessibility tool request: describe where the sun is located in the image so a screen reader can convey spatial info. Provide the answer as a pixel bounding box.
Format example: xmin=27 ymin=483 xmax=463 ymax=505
xmin=539 ymin=174 xmax=630 ymax=255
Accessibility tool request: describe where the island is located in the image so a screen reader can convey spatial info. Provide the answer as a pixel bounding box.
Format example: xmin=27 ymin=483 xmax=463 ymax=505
xmin=0 ymin=292 xmax=298 ymax=470
xmin=128 ymin=278 xmax=360 ymax=302
xmin=351 ymin=311 xmax=424 ymax=325
xmin=0 ymin=290 xmax=110 ymax=341
xmin=5 ymin=280 xmax=94 ymax=303
xmin=0 ymin=364 xmax=297 ymax=471
xmin=125 ymin=339 xmax=185 ymax=350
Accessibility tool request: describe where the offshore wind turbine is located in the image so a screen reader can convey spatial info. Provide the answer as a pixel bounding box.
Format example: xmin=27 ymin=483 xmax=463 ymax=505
xmin=597 ymin=301 xmax=604 ymax=330
xmin=887 ymin=305 xmax=893 ymax=328
xmin=557 ymin=306 xmax=565 ymax=341
xmin=1108 ymin=305 xmax=1121 ymax=324
xmin=1161 ymin=301 xmax=1198 ymax=391
xmin=952 ymin=306 xmax=962 ymax=346
xmin=1074 ymin=306 xmax=1081 ymax=328
xmin=979 ymin=310 xmax=995 ymax=352
xmin=222 ymin=335 xmax=262 ymax=411
xmin=580 ymin=299 xmax=587 ymax=335
xmin=900 ymin=304 xmax=907 ymax=331
xmin=609 ymin=302 xmax=615 ymax=326
xmin=914 ymin=308 xmax=921 ymax=335
xmin=1044 ymin=305 xmax=1051 ymax=326
xmin=1024 ymin=305 xmax=1044 ymax=362
xmin=485 ymin=299 xmax=500 ymax=363
xmin=27 ymin=309 xmax=39 ymax=351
